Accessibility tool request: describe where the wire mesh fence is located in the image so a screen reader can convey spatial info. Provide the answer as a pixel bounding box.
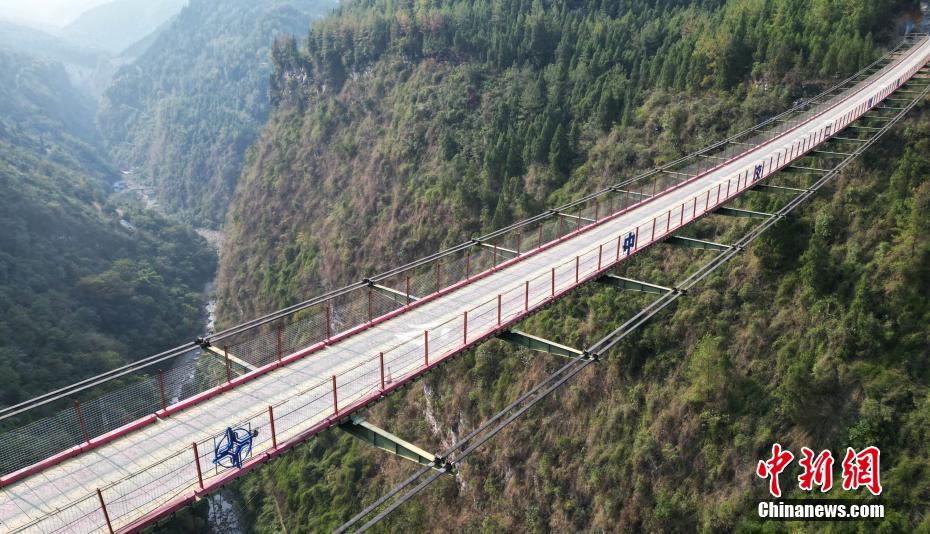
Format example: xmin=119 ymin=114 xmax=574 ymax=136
xmin=3 ymin=34 xmax=928 ymax=532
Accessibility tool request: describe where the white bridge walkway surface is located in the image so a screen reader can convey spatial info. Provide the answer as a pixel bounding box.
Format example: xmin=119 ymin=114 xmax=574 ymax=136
xmin=3 ymin=35 xmax=930 ymax=533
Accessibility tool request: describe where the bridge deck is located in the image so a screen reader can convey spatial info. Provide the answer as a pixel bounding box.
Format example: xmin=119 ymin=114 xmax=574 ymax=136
xmin=3 ymin=36 xmax=929 ymax=533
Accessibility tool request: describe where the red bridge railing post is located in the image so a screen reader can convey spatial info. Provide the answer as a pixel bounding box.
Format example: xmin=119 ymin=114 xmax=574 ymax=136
xmin=368 ymin=287 xmax=373 ymax=323
xmin=224 ymin=345 xmax=232 ymax=383
xmin=192 ymin=442 xmax=204 ymax=489
xmin=380 ymin=352 xmax=385 ymax=390
xmin=423 ymin=331 xmax=429 ymax=367
xmin=405 ymin=276 xmax=411 ymax=305
xmin=332 ymin=375 xmax=338 ymax=416
xmin=575 ymin=256 xmax=580 ymax=283
xmin=463 ymin=311 xmax=468 ymax=345
xmin=325 ymin=305 xmax=332 ymax=339
xmin=597 ymin=244 xmax=603 ymax=271
xmin=97 ymin=488 xmax=114 ymax=534
xmin=268 ymin=405 xmax=277 ymax=449
xmin=525 ymin=281 xmax=529 ymax=312
xmin=551 ymin=268 xmax=555 ymax=297
xmin=74 ymin=400 xmax=89 ymax=443
xmin=497 ymin=295 xmax=502 ymax=326
xmin=158 ymin=369 xmax=167 ymax=411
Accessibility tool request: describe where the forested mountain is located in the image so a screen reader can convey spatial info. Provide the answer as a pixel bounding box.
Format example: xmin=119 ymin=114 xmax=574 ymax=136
xmin=0 ymin=50 xmax=214 ymax=405
xmin=217 ymin=0 xmax=905 ymax=320
xmin=200 ymin=0 xmax=930 ymax=531
xmin=60 ymin=0 xmax=187 ymax=54
xmin=96 ymin=0 xmax=338 ymax=228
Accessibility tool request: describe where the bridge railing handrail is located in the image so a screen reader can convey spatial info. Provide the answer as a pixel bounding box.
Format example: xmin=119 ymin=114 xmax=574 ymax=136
xmin=0 ymin=36 xmax=925 ymax=497
xmin=0 ymin=35 xmax=910 ymax=424
xmin=8 ymin=33 xmax=930 ymax=533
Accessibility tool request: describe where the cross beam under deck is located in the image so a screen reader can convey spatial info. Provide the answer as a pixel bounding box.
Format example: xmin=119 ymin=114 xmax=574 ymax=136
xmin=204 ymin=345 xmax=256 ymax=372
xmin=478 ymin=242 xmax=519 ymax=258
xmin=664 ymin=235 xmax=731 ymax=252
xmin=372 ymin=283 xmax=419 ymax=305
xmin=712 ymin=206 xmax=775 ymax=220
xmin=753 ymin=183 xmax=809 ymax=194
xmin=596 ymin=274 xmax=672 ymax=295
xmin=338 ymin=416 xmax=448 ymax=471
xmin=498 ymin=330 xmax=584 ymax=359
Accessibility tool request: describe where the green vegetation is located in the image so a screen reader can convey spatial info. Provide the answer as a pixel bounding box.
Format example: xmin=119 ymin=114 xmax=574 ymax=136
xmin=205 ymin=0 xmax=930 ymax=531
xmin=219 ymin=0 xmax=912 ymax=321
xmin=215 ymin=98 xmax=930 ymax=534
xmin=96 ymin=0 xmax=338 ymax=228
xmin=0 ymin=50 xmax=215 ymax=406
xmin=59 ymin=0 xmax=187 ymax=55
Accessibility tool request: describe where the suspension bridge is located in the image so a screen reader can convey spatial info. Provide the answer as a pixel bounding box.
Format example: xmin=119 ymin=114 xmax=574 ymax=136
xmin=1 ymin=33 xmax=929 ymax=533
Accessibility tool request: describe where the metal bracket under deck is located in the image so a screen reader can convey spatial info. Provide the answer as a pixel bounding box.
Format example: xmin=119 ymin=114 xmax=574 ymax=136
xmin=712 ymin=207 xmax=774 ymax=220
xmin=498 ymin=329 xmax=586 ymax=359
xmin=752 ymin=183 xmax=809 ymax=194
xmin=478 ymin=241 xmax=519 ymax=258
xmin=596 ymin=274 xmax=672 ymax=295
xmin=338 ymin=416 xmax=451 ymax=472
xmin=372 ymin=283 xmax=419 ymax=305
xmin=554 ymin=211 xmax=596 ymax=224
xmin=664 ymin=235 xmax=732 ymax=252
xmin=204 ymin=345 xmax=257 ymax=372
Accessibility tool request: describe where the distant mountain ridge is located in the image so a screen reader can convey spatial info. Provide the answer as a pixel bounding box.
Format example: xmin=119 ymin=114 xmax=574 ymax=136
xmin=97 ymin=0 xmax=338 ymax=228
xmin=0 ymin=49 xmax=214 ymax=404
xmin=60 ymin=0 xmax=187 ymax=54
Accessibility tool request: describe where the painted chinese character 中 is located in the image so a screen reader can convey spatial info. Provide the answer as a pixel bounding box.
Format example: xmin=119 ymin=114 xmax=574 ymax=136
xmin=622 ymin=231 xmax=636 ymax=255
xmin=757 ymin=443 xmax=794 ymax=498
xmin=841 ymin=446 xmax=882 ymax=496
xmin=798 ymin=447 xmax=834 ymax=493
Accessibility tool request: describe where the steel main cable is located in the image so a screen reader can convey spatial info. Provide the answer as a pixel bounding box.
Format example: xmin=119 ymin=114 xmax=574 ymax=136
xmin=335 ymin=74 xmax=930 ymax=534
xmin=1 ymin=36 xmax=913 ymax=424
xmin=333 ymin=353 xmax=591 ymax=534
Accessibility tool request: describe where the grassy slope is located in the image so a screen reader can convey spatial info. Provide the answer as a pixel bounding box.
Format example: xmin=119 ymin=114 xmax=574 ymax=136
xmin=196 ymin=0 xmax=929 ymax=531
xmin=220 ymin=103 xmax=930 ymax=534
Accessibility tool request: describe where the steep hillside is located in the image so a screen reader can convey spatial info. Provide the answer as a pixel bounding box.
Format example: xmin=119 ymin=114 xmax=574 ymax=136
xmin=60 ymin=0 xmax=187 ymax=54
xmin=229 ymin=106 xmax=930 ymax=532
xmin=201 ymin=0 xmax=927 ymax=531
xmin=216 ymin=0 xmax=906 ymax=321
xmin=0 ymin=50 xmax=215 ymax=405
xmin=96 ymin=0 xmax=338 ymax=228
